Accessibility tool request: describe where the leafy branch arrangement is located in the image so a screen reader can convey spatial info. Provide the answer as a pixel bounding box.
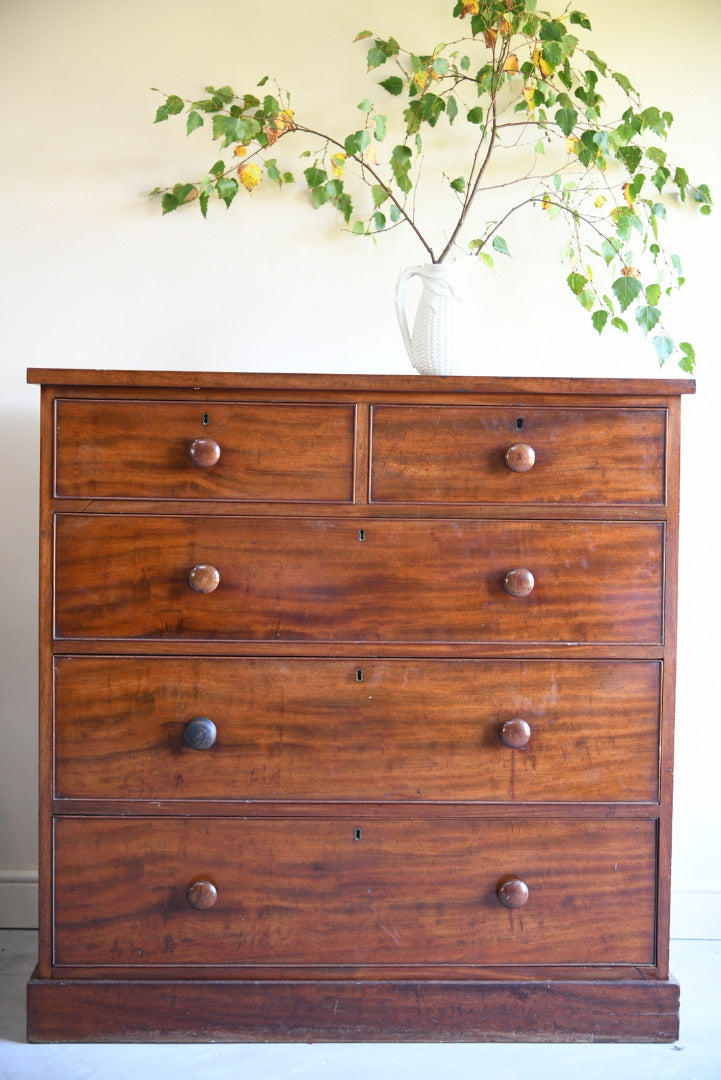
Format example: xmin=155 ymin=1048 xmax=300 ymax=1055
xmin=152 ymin=0 xmax=711 ymax=371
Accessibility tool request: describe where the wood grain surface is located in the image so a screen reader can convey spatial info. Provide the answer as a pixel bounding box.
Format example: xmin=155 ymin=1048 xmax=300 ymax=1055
xmin=53 ymin=657 xmax=661 ymax=803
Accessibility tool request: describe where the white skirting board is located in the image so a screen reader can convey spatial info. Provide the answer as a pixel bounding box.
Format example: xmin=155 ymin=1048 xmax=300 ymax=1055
xmin=0 ymin=874 xmax=719 ymax=937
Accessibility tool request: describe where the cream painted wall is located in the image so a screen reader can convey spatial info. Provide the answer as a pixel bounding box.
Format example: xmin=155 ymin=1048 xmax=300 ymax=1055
xmin=1 ymin=0 xmax=719 ymax=932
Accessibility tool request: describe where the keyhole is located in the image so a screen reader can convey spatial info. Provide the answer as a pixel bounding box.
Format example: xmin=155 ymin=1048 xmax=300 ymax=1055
xmin=354 ymin=828 xmax=362 ymax=841
xmin=358 ymin=529 xmax=366 ymax=542
xmin=356 ymin=669 xmax=364 ymax=682
xmin=202 ymin=413 xmax=210 ymax=426
xmin=516 ymin=417 xmax=524 ymax=430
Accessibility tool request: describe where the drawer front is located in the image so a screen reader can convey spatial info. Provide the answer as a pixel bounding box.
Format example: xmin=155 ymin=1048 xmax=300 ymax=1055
xmin=54 ymin=516 xmax=664 ymax=644
xmin=370 ymin=405 xmax=667 ymax=504
xmin=53 ymin=816 xmax=657 ymax=968
xmin=54 ymin=657 xmax=661 ymax=803
xmin=54 ymin=400 xmax=356 ymax=501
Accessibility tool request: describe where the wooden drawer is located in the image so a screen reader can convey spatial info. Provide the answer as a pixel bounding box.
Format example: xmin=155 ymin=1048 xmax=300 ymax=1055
xmin=52 ymin=816 xmax=657 ymax=968
xmin=54 ymin=657 xmax=661 ymax=803
xmin=54 ymin=400 xmax=356 ymax=501
xmin=53 ymin=515 xmax=664 ymax=644
xmin=370 ymin=405 xmax=667 ymax=504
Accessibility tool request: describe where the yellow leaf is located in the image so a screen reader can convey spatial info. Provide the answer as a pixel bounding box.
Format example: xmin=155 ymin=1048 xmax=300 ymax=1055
xmin=566 ymin=135 xmax=579 ymax=154
xmin=331 ymin=152 xmax=346 ymax=179
xmin=280 ymin=108 xmax=295 ymax=130
xmin=238 ymin=163 xmax=262 ymax=192
xmin=503 ymin=53 xmax=519 ymax=73
xmin=533 ymin=47 xmax=551 ymax=78
xmin=460 ymin=1 xmax=479 ymax=16
xmin=594 ymin=194 xmax=607 ymax=208
xmin=523 ymin=86 xmax=535 ymax=110
xmin=586 ymin=265 xmax=593 ymax=282
xmin=484 ymin=28 xmax=498 ymax=48
xmin=542 ymin=194 xmax=551 ymax=210
xmin=234 ymin=144 xmax=247 ymax=158
xmin=413 ymin=70 xmax=431 ymax=91
xmin=366 ymin=145 xmax=378 ymax=165
xmin=621 ymin=265 xmax=641 ymax=278
xmin=499 ymin=17 xmax=512 ymax=36
xmin=623 ymin=182 xmax=634 ymax=207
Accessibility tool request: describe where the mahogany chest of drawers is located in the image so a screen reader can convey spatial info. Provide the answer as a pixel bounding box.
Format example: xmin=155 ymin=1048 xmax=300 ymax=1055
xmin=26 ymin=369 xmax=694 ymax=1042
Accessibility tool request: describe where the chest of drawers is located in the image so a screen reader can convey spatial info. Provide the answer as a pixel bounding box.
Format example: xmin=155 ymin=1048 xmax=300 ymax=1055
xmin=26 ymin=369 xmax=693 ymax=1042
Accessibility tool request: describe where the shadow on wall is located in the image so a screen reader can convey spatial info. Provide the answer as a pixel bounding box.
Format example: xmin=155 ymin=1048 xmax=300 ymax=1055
xmin=0 ymin=410 xmax=40 ymax=874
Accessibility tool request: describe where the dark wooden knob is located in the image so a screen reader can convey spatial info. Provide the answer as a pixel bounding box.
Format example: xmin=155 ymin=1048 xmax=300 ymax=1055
xmin=189 ymin=564 xmax=220 ymax=593
xmin=505 ymin=443 xmax=535 ymax=472
xmin=503 ymin=567 xmax=535 ymax=598
xmin=189 ymin=437 xmax=221 ymax=468
xmin=186 ymin=879 xmax=218 ymax=910
xmin=184 ymin=716 xmax=217 ymax=750
xmin=496 ymin=876 xmax=530 ymax=909
xmin=500 ymin=718 xmax=532 ymax=749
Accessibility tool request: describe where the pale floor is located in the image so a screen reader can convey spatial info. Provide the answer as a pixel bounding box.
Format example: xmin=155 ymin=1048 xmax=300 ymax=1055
xmin=0 ymin=933 xmax=719 ymax=1080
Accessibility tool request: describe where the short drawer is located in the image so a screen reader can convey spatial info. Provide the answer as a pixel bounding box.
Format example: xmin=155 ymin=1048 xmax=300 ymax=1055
xmin=370 ymin=405 xmax=667 ymax=504
xmin=54 ymin=657 xmax=661 ymax=803
xmin=52 ymin=816 xmax=657 ymax=969
xmin=53 ymin=515 xmax=664 ymax=644
xmin=54 ymin=399 xmax=355 ymax=501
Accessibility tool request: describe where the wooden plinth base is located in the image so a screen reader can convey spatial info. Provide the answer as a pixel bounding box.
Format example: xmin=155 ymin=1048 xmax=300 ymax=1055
xmin=27 ymin=969 xmax=680 ymax=1043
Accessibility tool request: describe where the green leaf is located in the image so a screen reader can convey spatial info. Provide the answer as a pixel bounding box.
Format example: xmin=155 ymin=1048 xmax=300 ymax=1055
xmin=380 ymin=75 xmax=404 ymax=96
xmin=542 ymin=42 xmax=563 ymax=68
xmin=344 ymin=129 xmax=371 ymax=156
xmin=578 ymin=287 xmax=595 ymax=311
xmin=611 ymin=316 xmax=628 ymax=333
xmin=215 ymin=176 xmax=238 ymax=208
xmin=645 ymin=283 xmax=662 ymax=306
xmin=540 ymin=19 xmax=564 ymax=41
xmin=161 ymin=192 xmax=179 ymax=214
xmin=600 ymin=238 xmax=621 ymax=265
xmin=467 ymin=106 xmax=484 ymax=126
xmin=262 ymin=94 xmax=280 ymax=116
xmin=618 ymin=145 xmax=642 ymax=174
xmin=555 ymin=106 xmax=578 ymax=136
xmin=613 ymin=71 xmax=635 ymax=96
xmin=358 ymin=97 xmax=373 ymax=114
xmin=390 ymin=144 xmax=413 ymax=194
xmin=304 ymin=166 xmax=327 ymax=188
xmin=450 ymin=177 xmax=466 ymax=193
xmin=372 ymin=184 xmax=389 ymax=207
xmin=653 ymin=334 xmax=674 ymax=365
xmin=199 ymin=190 xmax=209 ymax=218
xmin=570 ymin=10 xmax=592 ymax=29
xmin=492 ymin=235 xmax=511 ymax=257
xmin=154 ymin=94 xmax=184 ymax=123
xmin=585 ymin=50 xmax=608 ymax=76
xmin=612 ymin=275 xmax=643 ymax=311
xmin=186 ymin=110 xmax=204 ymax=136
xmin=209 ymin=160 xmax=225 ymax=178
xmin=592 ymin=309 xmax=609 ymax=334
xmin=635 ymin=305 xmax=661 ymax=336
xmin=374 ymin=113 xmax=387 ymax=141
xmin=679 ymin=342 xmax=695 ymax=373
xmin=447 ymin=95 xmax=458 ymax=125
xmin=567 ymin=272 xmax=587 ymax=295
xmin=373 ymin=210 xmax=386 ymax=231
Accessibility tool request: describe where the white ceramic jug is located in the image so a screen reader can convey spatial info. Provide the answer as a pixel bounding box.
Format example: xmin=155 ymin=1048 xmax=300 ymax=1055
xmin=395 ymin=261 xmax=469 ymax=376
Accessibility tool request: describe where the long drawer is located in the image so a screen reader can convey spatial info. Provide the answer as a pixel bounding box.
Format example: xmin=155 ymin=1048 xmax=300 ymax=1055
xmin=370 ymin=405 xmax=667 ymax=504
xmin=53 ymin=657 xmax=661 ymax=803
xmin=52 ymin=816 xmax=657 ymax=968
xmin=53 ymin=516 xmax=665 ymax=644
xmin=54 ymin=400 xmax=356 ymax=502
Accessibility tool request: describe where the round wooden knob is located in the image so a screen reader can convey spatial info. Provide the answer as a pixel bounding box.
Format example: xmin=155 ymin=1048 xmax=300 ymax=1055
xmin=189 ymin=437 xmax=221 ymax=468
xmin=186 ymin=879 xmax=218 ymax=910
xmin=184 ymin=716 xmax=217 ymax=750
xmin=505 ymin=443 xmax=536 ymax=473
xmin=500 ymin=718 xmax=532 ymax=749
xmin=496 ymin=876 xmax=530 ymax=909
xmin=503 ymin=567 xmax=535 ymax=598
xmin=189 ymin=564 xmax=220 ymax=594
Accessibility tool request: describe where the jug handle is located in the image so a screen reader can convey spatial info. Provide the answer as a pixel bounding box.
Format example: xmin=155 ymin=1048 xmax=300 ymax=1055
xmin=395 ymin=265 xmax=421 ymax=359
